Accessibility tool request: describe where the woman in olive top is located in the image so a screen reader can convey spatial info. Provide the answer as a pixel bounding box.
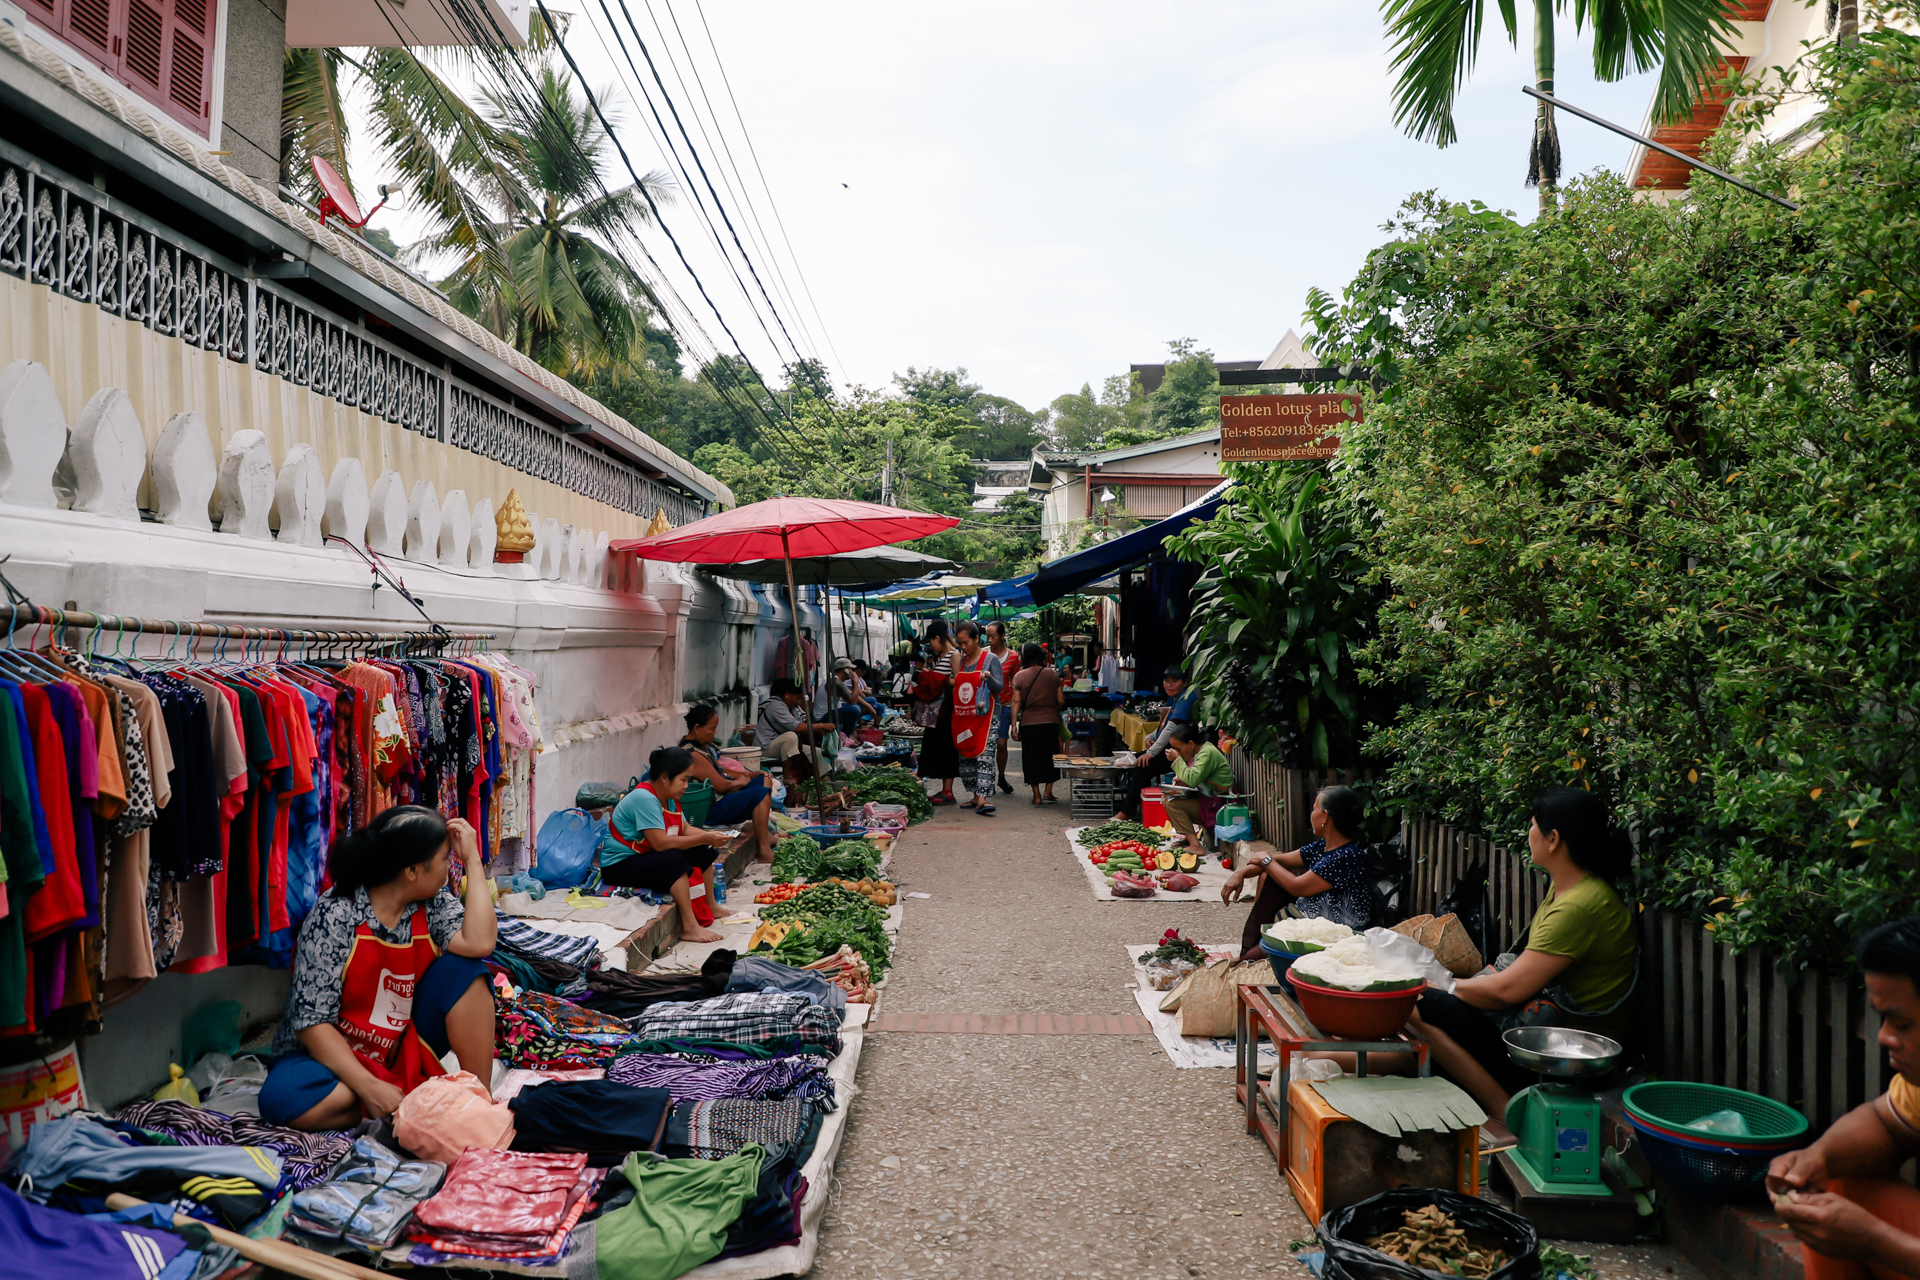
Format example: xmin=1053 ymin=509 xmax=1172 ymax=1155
xmin=1163 ymin=723 xmax=1232 ymax=856
xmin=1411 ymin=787 xmax=1638 ymax=1115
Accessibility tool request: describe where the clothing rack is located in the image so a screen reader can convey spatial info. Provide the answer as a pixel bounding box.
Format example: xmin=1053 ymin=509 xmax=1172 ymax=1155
xmin=3 ymin=604 xmax=495 ymax=658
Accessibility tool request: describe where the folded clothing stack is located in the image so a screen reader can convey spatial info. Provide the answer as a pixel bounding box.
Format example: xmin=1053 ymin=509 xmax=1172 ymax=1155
xmin=628 ymin=992 xmax=843 ymax=1058
xmin=8 ymin=1115 xmax=284 ymax=1229
xmin=507 ymin=1079 xmax=671 ymax=1167
xmin=607 ymin=1052 xmax=836 ymax=1106
xmin=406 ymin=1148 xmax=598 ymax=1260
xmin=495 ymin=986 xmax=636 ymax=1069
xmin=115 ymin=1098 xmax=353 ymax=1191
xmin=287 ymin=1136 xmax=446 ymax=1252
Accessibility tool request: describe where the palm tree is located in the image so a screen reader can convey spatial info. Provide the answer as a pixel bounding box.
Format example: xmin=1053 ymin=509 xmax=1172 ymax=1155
xmin=1381 ymin=0 xmax=1740 ymax=213
xmin=441 ymin=65 xmax=674 ymax=379
xmin=281 ymin=26 xmax=673 ymax=380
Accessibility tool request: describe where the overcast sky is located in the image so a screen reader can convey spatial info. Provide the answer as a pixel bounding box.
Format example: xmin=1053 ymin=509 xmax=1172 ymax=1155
xmin=371 ymin=1 xmax=1665 ymax=411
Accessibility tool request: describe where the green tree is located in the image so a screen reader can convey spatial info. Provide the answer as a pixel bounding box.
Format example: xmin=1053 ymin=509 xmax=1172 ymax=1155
xmin=1136 ymin=338 xmax=1220 ymax=442
xmin=1379 ymin=0 xmax=1737 ymax=212
xmin=1296 ymin=28 xmax=1920 ymax=967
xmin=1046 ymin=375 xmax=1141 ymax=450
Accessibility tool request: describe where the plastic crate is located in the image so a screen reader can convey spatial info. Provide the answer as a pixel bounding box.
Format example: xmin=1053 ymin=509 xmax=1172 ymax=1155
xmin=1070 ymin=779 xmax=1117 ymax=821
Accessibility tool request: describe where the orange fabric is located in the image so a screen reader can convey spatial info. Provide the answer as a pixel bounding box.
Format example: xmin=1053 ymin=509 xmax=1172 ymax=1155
xmin=1802 ymin=1177 xmax=1920 ymax=1280
xmin=63 ymin=676 xmax=124 ymax=819
xmin=394 ymin=1070 xmax=515 ymax=1165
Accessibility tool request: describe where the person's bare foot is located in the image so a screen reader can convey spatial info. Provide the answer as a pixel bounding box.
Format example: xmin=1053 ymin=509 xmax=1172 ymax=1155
xmin=683 ymin=926 xmax=726 ymax=944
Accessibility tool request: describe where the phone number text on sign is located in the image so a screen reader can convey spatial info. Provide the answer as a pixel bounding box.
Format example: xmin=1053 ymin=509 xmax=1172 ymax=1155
xmin=1218 ymin=394 xmax=1362 ymax=461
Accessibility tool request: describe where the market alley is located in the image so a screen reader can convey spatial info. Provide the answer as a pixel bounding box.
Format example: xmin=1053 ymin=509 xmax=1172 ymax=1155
xmin=802 ymin=761 xmax=1714 ymax=1280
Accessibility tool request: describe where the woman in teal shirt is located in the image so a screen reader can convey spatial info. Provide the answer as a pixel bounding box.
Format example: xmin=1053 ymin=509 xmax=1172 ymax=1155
xmin=600 ymin=746 xmax=729 ymax=943
xmin=1164 ymin=723 xmax=1233 ymax=856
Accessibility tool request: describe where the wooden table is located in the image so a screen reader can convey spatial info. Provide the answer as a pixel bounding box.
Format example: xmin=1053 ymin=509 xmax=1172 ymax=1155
xmin=1235 ymin=984 xmax=1431 ymax=1171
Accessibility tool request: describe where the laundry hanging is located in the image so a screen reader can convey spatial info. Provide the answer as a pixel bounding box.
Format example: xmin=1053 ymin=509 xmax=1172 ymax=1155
xmin=0 ymin=607 xmax=531 ymax=1039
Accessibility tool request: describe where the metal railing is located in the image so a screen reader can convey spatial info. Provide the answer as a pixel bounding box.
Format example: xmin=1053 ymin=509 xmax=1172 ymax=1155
xmin=0 ymin=141 xmax=704 ymax=526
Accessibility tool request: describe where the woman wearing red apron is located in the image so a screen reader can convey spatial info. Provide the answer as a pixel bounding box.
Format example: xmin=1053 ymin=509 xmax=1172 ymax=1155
xmin=258 ymin=806 xmax=499 ymax=1131
xmin=949 ymin=621 xmax=1005 ymax=816
xmin=599 ymin=746 xmax=730 ymax=944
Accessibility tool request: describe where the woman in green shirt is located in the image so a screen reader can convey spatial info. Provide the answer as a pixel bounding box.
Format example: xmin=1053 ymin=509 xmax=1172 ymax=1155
xmin=1412 ymin=788 xmax=1638 ymax=1115
xmin=1163 ymin=723 xmax=1233 ymax=857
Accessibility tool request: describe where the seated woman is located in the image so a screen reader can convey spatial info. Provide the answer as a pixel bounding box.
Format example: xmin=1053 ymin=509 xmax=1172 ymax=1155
xmin=258 ymin=807 xmax=498 ymax=1132
xmin=679 ymin=704 xmax=776 ymax=864
xmin=1220 ymin=785 xmax=1373 ymax=955
xmin=1163 ymin=723 xmax=1233 ymax=857
xmin=1411 ymin=787 xmax=1637 ymax=1115
xmin=601 ymin=746 xmax=730 ymax=944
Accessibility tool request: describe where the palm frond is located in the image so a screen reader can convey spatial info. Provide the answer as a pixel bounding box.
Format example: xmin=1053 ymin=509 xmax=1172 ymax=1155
xmin=280 ymin=47 xmax=350 ymax=197
xmin=1382 ymin=0 xmax=1512 ymax=146
xmin=1647 ymin=0 xmax=1740 ymax=126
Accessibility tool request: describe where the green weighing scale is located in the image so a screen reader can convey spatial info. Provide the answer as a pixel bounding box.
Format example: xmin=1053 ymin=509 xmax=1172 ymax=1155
xmin=1501 ymin=1026 xmax=1623 ymax=1196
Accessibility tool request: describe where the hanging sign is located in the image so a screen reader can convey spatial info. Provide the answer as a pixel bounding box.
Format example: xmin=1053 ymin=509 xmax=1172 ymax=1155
xmin=1218 ymin=393 xmax=1361 ymax=461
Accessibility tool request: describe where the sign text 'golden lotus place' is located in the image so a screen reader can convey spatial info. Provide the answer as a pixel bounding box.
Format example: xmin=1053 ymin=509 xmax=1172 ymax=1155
xmin=1218 ymin=393 xmax=1362 ymax=461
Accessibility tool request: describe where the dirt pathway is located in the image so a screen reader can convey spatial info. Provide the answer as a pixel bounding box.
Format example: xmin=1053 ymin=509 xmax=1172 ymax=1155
xmin=803 ymin=755 xmax=1708 ymax=1280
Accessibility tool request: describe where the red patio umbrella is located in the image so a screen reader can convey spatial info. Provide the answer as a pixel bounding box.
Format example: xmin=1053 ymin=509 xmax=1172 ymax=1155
xmin=613 ymin=497 xmax=959 ymax=803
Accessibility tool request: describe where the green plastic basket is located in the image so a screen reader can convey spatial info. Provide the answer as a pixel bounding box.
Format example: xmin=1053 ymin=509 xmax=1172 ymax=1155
xmin=1623 ymin=1081 xmax=1809 ymax=1145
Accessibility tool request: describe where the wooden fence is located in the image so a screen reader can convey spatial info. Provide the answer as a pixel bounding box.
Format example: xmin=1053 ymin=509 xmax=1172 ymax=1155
xmin=1230 ymin=751 xmax=1375 ymax=850
xmin=1238 ymin=755 xmax=1885 ymax=1134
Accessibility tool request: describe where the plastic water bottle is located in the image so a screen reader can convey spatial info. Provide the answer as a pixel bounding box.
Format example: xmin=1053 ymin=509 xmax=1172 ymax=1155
xmin=712 ymin=862 xmax=728 ymax=905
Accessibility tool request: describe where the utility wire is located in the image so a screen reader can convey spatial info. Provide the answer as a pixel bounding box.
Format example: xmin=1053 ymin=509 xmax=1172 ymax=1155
xmin=652 ymin=0 xmax=829 ymax=377
xmin=688 ymin=0 xmax=845 ymax=379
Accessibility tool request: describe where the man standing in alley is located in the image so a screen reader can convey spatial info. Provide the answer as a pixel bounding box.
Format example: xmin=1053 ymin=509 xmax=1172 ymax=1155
xmin=986 ymin=620 xmax=1020 ymax=796
xmin=1771 ymin=915 xmax=1920 ymax=1277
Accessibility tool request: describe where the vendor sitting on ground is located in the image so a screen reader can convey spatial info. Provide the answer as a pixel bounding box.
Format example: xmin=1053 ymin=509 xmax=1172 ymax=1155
xmin=1771 ymin=916 xmax=1920 ymax=1280
xmin=258 ymin=807 xmax=498 ymax=1131
xmin=1222 ymin=784 xmax=1373 ymax=955
xmin=679 ymin=703 xmax=776 ymax=864
xmin=1164 ymin=723 xmax=1233 ymax=857
xmin=601 ymin=746 xmax=731 ymax=944
xmin=1112 ymin=666 xmax=1199 ymax=821
xmin=832 ymin=656 xmax=882 ymax=736
xmin=757 ymin=677 xmax=837 ymax=788
xmin=1410 ymin=787 xmax=1637 ymax=1115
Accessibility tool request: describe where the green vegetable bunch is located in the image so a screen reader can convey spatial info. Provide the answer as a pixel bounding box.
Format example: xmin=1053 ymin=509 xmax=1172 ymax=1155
xmin=755 ymin=882 xmax=892 ymax=975
xmin=838 ymin=765 xmax=934 ymax=824
xmin=1074 ymin=818 xmax=1167 ymax=849
xmin=770 ymin=833 xmax=823 ymax=884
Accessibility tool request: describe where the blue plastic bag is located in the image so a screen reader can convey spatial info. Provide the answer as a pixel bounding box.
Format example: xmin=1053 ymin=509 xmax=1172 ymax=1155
xmin=532 ymin=808 xmax=607 ymax=888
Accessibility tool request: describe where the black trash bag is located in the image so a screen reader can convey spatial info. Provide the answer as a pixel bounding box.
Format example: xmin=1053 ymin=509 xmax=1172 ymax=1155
xmin=576 ymin=775 xmax=640 ymax=811
xmin=1437 ymin=864 xmax=1494 ymax=963
xmin=1365 ymin=832 xmax=1410 ymax=929
xmin=1320 ymin=1188 xmax=1542 ymax=1280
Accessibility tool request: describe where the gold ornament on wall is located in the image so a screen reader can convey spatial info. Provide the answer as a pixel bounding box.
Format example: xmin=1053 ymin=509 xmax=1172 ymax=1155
xmin=495 ymin=488 xmax=536 ymax=562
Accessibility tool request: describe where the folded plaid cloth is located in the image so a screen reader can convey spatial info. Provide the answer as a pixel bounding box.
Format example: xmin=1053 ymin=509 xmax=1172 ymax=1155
xmin=627 ymin=992 xmax=841 ymax=1055
xmin=494 ymin=917 xmax=603 ymax=968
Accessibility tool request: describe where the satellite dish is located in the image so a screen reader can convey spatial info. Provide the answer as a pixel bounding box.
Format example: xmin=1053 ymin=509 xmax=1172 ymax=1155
xmin=310 ymin=156 xmax=393 ymax=230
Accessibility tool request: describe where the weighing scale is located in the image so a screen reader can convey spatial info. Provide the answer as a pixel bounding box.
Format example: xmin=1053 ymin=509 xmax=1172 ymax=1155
xmin=1501 ymin=1026 xmax=1622 ymax=1197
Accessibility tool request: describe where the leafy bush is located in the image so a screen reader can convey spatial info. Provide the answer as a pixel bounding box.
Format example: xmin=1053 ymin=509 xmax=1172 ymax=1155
xmin=1297 ymin=31 xmax=1920 ymax=967
xmin=1167 ymin=466 xmax=1391 ymax=766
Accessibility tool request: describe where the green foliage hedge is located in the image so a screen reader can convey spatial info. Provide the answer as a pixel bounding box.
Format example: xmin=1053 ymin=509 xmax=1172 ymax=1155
xmin=1256 ymin=32 xmax=1920 ymax=968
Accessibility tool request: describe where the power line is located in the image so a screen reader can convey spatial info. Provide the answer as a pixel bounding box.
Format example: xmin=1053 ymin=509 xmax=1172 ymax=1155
xmin=687 ymin=0 xmax=845 ymax=379
xmin=653 ymin=0 xmax=831 ymax=379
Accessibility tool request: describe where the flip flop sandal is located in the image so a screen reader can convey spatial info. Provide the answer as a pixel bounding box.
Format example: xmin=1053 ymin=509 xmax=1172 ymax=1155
xmin=930 ymin=793 xmax=956 ymax=806
xmin=975 ymin=804 xmax=997 ymax=816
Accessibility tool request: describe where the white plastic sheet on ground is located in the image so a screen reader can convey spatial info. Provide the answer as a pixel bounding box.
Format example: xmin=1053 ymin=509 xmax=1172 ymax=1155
xmin=1067 ymin=827 xmax=1232 ymax=902
xmin=1124 ymin=945 xmax=1278 ymax=1070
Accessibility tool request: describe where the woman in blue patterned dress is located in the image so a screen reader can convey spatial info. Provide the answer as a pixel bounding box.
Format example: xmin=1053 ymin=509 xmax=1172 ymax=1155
xmin=1221 ymin=785 xmax=1371 ymax=954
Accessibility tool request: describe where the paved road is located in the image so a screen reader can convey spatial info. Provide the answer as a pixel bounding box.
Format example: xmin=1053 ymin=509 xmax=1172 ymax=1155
xmin=796 ymin=754 xmax=1710 ymax=1280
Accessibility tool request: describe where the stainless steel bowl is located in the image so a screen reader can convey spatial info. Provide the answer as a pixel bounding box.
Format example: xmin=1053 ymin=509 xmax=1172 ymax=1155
xmin=1502 ymin=1026 xmax=1624 ymax=1078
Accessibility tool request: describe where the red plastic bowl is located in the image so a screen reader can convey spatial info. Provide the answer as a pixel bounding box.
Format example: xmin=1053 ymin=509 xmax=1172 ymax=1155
xmin=1286 ymin=972 xmax=1426 ymax=1038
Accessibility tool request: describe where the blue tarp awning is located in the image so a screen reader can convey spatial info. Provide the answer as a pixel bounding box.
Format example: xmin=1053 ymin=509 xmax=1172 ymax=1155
xmin=1024 ymin=481 xmax=1232 ymax=605
xmin=981 ymin=573 xmax=1035 ymax=607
